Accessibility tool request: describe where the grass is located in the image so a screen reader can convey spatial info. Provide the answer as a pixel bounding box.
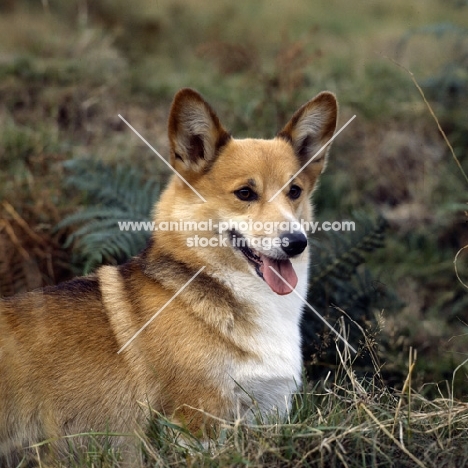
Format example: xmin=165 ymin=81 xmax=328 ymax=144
xmin=1 ymin=0 xmax=468 ymax=465
xmin=28 ymin=334 xmax=468 ymax=467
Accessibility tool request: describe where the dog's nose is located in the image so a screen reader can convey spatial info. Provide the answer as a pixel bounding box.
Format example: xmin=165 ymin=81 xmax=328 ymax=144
xmin=280 ymin=232 xmax=308 ymax=257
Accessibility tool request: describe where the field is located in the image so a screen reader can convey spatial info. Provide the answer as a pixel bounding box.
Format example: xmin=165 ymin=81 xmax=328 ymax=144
xmin=1 ymin=0 xmax=468 ymax=466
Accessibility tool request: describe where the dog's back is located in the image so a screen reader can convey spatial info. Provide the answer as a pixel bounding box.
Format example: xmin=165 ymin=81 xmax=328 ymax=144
xmin=0 ymin=277 xmax=143 ymax=460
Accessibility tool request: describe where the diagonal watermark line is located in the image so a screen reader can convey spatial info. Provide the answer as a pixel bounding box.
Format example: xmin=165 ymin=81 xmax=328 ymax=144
xmin=118 ymin=114 xmax=207 ymax=203
xmin=117 ymin=266 xmax=206 ymax=354
xmin=268 ymin=266 xmax=357 ymax=354
xmin=268 ymin=115 xmax=356 ymax=202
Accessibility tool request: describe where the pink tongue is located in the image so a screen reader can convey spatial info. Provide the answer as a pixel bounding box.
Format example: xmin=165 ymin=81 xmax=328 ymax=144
xmin=260 ymin=255 xmax=298 ymax=295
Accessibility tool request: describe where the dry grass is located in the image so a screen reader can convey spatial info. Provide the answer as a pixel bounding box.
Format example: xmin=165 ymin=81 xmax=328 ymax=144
xmin=24 ymin=325 xmax=468 ymax=467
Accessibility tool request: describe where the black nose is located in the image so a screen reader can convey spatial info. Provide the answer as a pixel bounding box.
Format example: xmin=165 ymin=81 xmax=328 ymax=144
xmin=280 ymin=232 xmax=308 ymax=257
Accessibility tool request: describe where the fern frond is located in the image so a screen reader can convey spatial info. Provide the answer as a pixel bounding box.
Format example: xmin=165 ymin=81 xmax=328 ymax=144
xmin=308 ymin=215 xmax=388 ymax=289
xmin=57 ymin=207 xmax=138 ymax=229
xmin=59 ymin=159 xmax=160 ymax=273
xmin=302 ymin=213 xmax=398 ymax=376
xmin=64 ymin=159 xmax=160 ymax=215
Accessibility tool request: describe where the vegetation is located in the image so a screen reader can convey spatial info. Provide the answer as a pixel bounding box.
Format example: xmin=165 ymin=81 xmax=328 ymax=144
xmin=28 ymin=333 xmax=468 ymax=467
xmin=1 ymin=0 xmax=468 ymax=465
xmin=57 ymin=159 xmax=160 ymax=273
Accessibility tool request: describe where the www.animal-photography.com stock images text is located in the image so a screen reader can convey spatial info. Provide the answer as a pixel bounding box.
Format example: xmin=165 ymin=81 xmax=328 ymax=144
xmin=1 ymin=1 xmax=468 ymax=467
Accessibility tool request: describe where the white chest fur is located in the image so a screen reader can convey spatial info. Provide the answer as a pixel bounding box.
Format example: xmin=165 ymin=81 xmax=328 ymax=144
xmin=216 ymin=257 xmax=308 ymax=420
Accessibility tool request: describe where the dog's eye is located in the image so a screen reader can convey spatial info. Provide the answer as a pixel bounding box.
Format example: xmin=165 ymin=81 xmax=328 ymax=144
xmin=288 ymin=185 xmax=302 ymax=200
xmin=235 ymin=187 xmax=258 ymax=202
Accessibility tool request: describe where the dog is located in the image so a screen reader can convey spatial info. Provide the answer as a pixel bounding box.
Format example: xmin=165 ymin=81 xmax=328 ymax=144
xmin=0 ymin=88 xmax=337 ymax=464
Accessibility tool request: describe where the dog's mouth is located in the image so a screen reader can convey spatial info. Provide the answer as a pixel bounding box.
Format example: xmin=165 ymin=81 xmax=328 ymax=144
xmin=230 ymin=231 xmax=298 ymax=296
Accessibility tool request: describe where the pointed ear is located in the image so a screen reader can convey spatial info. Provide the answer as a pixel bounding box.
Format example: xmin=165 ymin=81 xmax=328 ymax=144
xmin=168 ymin=88 xmax=231 ymax=174
xmin=277 ymin=92 xmax=338 ymax=178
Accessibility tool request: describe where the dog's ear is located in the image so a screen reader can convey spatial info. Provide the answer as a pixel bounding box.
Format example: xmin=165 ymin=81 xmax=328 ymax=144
xmin=278 ymin=92 xmax=338 ymax=180
xmin=168 ymin=88 xmax=231 ymax=174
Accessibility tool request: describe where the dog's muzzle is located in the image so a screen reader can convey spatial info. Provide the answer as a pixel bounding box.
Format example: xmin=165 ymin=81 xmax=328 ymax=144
xmin=279 ymin=231 xmax=308 ymax=257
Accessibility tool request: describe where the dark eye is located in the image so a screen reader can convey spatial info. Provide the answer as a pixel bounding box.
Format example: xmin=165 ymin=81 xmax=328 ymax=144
xmin=288 ymin=185 xmax=302 ymax=200
xmin=234 ymin=187 xmax=258 ymax=202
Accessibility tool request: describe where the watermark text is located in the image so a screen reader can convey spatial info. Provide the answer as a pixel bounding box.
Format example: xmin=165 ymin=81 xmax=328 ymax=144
xmin=117 ymin=219 xmax=355 ymax=234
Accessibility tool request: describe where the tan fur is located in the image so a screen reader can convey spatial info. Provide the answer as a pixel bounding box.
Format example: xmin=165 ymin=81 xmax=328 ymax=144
xmin=0 ymin=88 xmax=337 ymax=465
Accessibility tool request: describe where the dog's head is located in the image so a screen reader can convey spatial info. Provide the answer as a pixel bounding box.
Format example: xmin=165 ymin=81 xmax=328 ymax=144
xmin=159 ymin=88 xmax=337 ymax=295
